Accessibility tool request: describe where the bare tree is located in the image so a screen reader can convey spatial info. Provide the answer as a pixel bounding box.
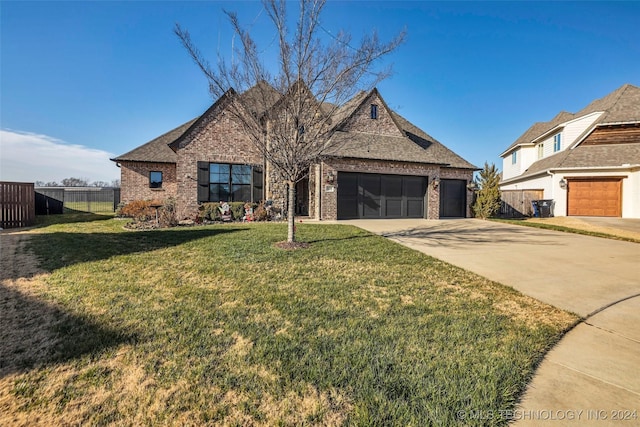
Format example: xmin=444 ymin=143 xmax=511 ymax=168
xmin=61 ymin=177 xmax=89 ymax=187
xmin=176 ymin=0 xmax=404 ymax=243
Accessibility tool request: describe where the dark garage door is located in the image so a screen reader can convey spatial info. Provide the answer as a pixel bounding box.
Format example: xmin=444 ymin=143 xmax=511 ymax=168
xmin=337 ymin=172 xmax=426 ymax=219
xmin=439 ymin=179 xmax=467 ymax=218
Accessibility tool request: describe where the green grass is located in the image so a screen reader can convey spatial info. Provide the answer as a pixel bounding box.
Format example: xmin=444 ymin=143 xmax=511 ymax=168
xmin=491 ymin=218 xmax=640 ymax=243
xmin=64 ymin=201 xmax=115 ymax=213
xmin=2 ymin=217 xmax=577 ymax=426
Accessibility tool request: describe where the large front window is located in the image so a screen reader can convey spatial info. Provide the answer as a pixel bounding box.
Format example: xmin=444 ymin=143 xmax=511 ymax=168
xmin=209 ymin=164 xmax=252 ymax=202
xmin=198 ymin=162 xmax=262 ymax=203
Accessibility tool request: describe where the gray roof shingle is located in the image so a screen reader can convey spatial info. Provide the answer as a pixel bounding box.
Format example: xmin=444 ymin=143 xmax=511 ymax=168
xmin=111 ymin=119 xmax=196 ymax=163
xmin=326 ymin=111 xmax=477 ymax=169
xmin=502 ymin=84 xmax=640 ymax=183
xmin=113 ymin=84 xmax=476 ymax=169
xmin=506 ymin=142 xmax=640 ymax=183
xmin=502 ymin=84 xmax=640 ymax=154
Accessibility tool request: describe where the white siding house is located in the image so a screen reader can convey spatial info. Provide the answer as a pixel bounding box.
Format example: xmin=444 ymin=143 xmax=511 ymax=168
xmin=499 ymin=84 xmax=640 ymax=218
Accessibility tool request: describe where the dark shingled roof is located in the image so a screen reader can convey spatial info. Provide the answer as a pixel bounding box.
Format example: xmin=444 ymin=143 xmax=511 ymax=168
xmin=239 ymin=80 xmax=282 ymax=118
xmin=503 ymin=84 xmax=640 ymax=155
xmin=326 ymin=111 xmax=477 ymax=169
xmin=111 ymin=118 xmax=197 ymax=163
xmin=113 ymin=83 xmax=476 ymax=169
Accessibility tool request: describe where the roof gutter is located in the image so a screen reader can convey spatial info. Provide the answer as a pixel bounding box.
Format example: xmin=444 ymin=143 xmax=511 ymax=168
xmin=499 ymin=142 xmax=534 ymax=158
xmin=549 ymin=164 xmax=640 ymax=173
xmin=501 ymin=164 xmax=640 ymax=185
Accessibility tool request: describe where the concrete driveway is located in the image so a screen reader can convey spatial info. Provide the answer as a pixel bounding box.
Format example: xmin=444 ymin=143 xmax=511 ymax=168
xmin=346 ymin=218 xmax=639 ymax=317
xmin=346 ymin=218 xmax=640 ymax=425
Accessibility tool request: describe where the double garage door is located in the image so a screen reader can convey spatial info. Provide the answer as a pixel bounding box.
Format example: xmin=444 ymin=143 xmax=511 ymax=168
xmin=336 ymin=172 xmax=467 ymax=219
xmin=567 ymin=178 xmax=622 ymax=217
xmin=337 ymin=172 xmax=426 ymax=219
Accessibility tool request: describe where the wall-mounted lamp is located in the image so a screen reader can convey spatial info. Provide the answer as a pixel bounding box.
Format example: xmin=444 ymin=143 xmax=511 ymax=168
xmin=326 ymin=170 xmax=336 ymax=184
xmin=467 ymin=181 xmax=478 ymax=191
xmin=432 ymin=177 xmax=440 ymax=189
xmin=559 ymin=178 xmax=567 ymax=189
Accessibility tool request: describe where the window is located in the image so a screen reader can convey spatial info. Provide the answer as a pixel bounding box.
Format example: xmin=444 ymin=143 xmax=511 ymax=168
xmin=538 ymin=143 xmax=544 ymax=159
xmin=198 ymin=162 xmax=262 ymax=203
xmin=370 ymin=104 xmax=378 ymax=119
xmin=511 ymin=151 xmax=517 ymax=165
xmin=553 ymin=133 xmax=562 ymax=152
xmin=149 ymin=171 xmax=163 ymax=188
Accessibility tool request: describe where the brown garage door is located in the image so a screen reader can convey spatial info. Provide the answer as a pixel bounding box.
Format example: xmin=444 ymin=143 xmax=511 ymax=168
xmin=567 ymin=178 xmax=622 ymax=217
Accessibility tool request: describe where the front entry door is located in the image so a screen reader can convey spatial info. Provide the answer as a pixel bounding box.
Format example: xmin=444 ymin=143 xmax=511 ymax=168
xmin=295 ymin=178 xmax=309 ymax=216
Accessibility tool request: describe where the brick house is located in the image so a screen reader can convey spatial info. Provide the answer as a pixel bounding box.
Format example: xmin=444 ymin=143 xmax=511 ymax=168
xmin=112 ymin=83 xmax=477 ymax=220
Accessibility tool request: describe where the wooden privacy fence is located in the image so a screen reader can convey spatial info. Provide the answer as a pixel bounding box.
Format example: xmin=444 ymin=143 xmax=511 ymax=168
xmin=35 ymin=187 xmax=121 ymax=214
xmin=500 ymin=189 xmax=544 ymax=218
xmin=0 ymin=182 xmax=36 ymax=229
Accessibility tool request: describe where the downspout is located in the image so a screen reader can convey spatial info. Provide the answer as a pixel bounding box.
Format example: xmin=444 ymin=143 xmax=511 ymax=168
xmin=316 ymin=162 xmax=322 ymax=220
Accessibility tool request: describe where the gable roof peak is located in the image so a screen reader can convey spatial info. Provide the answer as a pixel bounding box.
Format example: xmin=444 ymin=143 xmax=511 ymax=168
xmin=332 ymin=87 xmax=405 ymax=135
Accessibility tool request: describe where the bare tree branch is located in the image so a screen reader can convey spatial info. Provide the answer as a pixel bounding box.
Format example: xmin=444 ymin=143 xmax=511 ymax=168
xmin=176 ymin=0 xmax=405 ymax=242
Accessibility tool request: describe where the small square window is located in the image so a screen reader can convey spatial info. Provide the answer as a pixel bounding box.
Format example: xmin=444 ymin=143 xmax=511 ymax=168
xmin=370 ymin=104 xmax=378 ymax=119
xmin=149 ymin=171 xmax=163 ymax=188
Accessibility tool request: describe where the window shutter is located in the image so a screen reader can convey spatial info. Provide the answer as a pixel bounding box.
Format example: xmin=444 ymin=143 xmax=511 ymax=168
xmin=252 ymin=166 xmax=264 ymax=202
xmin=197 ymin=162 xmax=209 ymax=202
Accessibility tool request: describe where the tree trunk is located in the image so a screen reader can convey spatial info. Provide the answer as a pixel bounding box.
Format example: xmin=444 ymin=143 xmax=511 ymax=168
xmin=287 ymin=181 xmax=296 ymax=243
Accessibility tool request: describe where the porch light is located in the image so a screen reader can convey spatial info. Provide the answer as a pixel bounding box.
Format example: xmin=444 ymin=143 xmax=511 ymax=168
xmin=432 ymin=177 xmax=440 ymax=189
xmin=467 ymin=181 xmax=478 ymax=191
xmin=559 ymin=178 xmax=567 ymax=189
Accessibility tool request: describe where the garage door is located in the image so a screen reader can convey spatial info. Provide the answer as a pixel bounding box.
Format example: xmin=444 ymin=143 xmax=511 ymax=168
xmin=439 ymin=179 xmax=467 ymax=218
xmin=337 ymin=172 xmax=426 ymax=219
xmin=567 ymin=178 xmax=622 ymax=217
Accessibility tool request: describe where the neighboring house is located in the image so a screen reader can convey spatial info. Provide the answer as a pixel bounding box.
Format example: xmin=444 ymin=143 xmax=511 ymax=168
xmin=112 ymin=83 xmax=477 ymax=220
xmin=500 ymin=84 xmax=640 ymax=218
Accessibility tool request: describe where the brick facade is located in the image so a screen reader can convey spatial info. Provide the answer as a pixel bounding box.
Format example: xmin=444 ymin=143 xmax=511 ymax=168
xmin=438 ymin=167 xmax=476 ymax=218
xmin=175 ymin=106 xmax=263 ymax=217
xmin=116 ymin=86 xmax=476 ymax=220
xmin=318 ymin=159 xmax=473 ymax=220
xmin=339 ymin=92 xmax=404 ymax=137
xmin=119 ymin=161 xmax=177 ymax=203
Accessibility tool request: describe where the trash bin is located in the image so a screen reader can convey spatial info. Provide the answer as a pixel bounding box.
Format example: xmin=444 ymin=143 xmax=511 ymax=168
xmin=537 ymin=199 xmax=554 ymax=218
xmin=531 ymin=200 xmax=539 ymax=217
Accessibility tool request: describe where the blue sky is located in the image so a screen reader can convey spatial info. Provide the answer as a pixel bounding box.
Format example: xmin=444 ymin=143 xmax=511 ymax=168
xmin=1 ymin=1 xmax=639 ymax=183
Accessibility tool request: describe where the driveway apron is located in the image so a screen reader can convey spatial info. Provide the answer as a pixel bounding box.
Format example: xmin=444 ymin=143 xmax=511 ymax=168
xmin=346 ymin=218 xmax=640 ymax=425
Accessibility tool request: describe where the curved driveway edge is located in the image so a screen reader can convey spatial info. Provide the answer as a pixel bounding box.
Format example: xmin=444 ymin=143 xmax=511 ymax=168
xmin=345 ymin=218 xmax=640 ymax=425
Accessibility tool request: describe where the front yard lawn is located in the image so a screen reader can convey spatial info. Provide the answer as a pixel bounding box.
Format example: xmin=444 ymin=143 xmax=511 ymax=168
xmin=1 ymin=215 xmax=577 ymax=426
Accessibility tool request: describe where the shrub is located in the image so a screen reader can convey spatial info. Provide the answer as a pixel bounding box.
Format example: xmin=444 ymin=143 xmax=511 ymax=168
xmin=115 ymin=202 xmax=127 ymax=217
xmin=118 ymin=200 xmax=156 ymax=222
xmin=158 ymin=197 xmax=177 ymax=227
xmin=253 ymin=201 xmax=269 ymax=221
xmin=198 ymin=201 xmax=258 ymax=221
xmin=472 ymin=162 xmax=501 ymax=219
xmin=198 ymin=203 xmax=220 ymax=221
